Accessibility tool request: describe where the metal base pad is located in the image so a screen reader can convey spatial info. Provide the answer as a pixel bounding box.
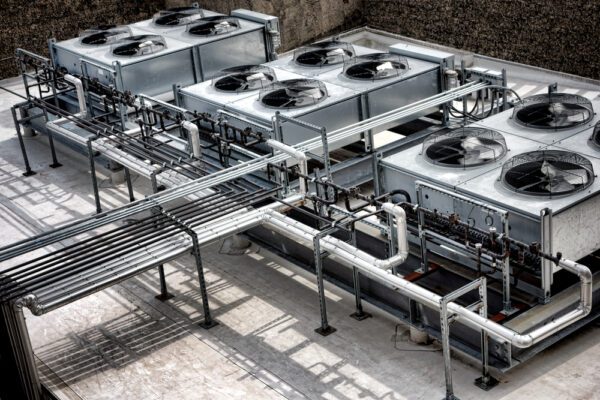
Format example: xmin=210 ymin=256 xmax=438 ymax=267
xmin=474 ymin=375 xmax=500 ymax=391
xmin=349 ymin=311 xmax=372 ymax=321
xmin=199 ymin=320 xmax=219 ymax=330
xmin=49 ymin=163 xmax=63 ymax=168
xmin=314 ymin=326 xmax=337 ymax=336
xmin=22 ymin=170 xmax=36 ymax=177
xmin=155 ymin=293 xmax=175 ymax=301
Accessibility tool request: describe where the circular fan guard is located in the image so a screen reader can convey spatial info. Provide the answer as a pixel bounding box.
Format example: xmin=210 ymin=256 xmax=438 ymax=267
xmin=512 ymin=93 xmax=594 ymax=129
xmin=590 ymin=121 xmax=600 ymax=149
xmin=153 ymin=7 xmax=204 ymax=26
xmin=259 ymin=79 xmax=328 ymax=109
xmin=187 ymin=16 xmax=241 ymax=36
xmin=501 ymin=150 xmax=595 ymax=197
xmin=80 ymin=26 xmax=131 ymax=45
xmin=423 ymin=127 xmax=507 ymax=168
xmin=293 ymin=40 xmax=355 ymax=67
xmin=212 ymin=65 xmax=276 ymax=93
xmin=112 ymin=35 xmax=167 ymax=57
xmin=343 ymin=53 xmax=409 ymax=81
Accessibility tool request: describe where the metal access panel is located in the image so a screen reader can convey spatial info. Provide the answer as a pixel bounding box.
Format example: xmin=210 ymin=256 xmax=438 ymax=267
xmin=85 ymin=49 xmax=196 ymax=96
xmin=197 ymin=30 xmax=267 ymax=80
xmin=52 ymin=35 xmax=197 ymax=96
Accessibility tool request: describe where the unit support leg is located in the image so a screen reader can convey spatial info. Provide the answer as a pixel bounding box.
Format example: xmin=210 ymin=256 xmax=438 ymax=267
xmin=86 ymin=139 xmax=102 ymax=214
xmin=124 ymin=167 xmax=135 ymax=202
xmin=11 ymin=106 xmax=36 ymax=177
xmin=192 ymin=243 xmax=218 ymax=329
xmin=313 ymin=235 xmax=336 ymax=336
xmin=151 ymin=172 xmax=173 ymax=301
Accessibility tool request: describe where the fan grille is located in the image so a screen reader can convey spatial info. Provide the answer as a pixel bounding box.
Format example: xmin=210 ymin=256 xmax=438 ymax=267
xmin=212 ymin=65 xmax=276 ymax=93
xmin=343 ymin=53 xmax=409 ymax=81
xmin=153 ymin=7 xmax=204 ymax=26
xmin=423 ymin=127 xmax=507 ymax=168
xmin=187 ymin=16 xmax=241 ymax=36
xmin=590 ymin=121 xmax=600 ymax=149
xmin=293 ymin=40 xmax=355 ymax=67
xmin=80 ymin=26 xmax=131 ymax=45
xmin=112 ymin=35 xmax=167 ymax=57
xmin=513 ymin=93 xmax=594 ymax=129
xmin=259 ymin=79 xmax=328 ymax=109
xmin=501 ymin=150 xmax=595 ymax=197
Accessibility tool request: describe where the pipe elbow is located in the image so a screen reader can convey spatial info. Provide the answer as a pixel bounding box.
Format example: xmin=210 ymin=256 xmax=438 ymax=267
xmin=512 ymin=333 xmax=534 ymax=348
xmin=13 ymin=294 xmax=43 ymax=316
xmin=381 ymin=202 xmax=406 ymax=220
xmin=182 ymin=121 xmax=198 ymax=134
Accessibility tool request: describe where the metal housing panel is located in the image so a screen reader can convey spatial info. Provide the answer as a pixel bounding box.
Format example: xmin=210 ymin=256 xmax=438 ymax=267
xmin=553 ymin=194 xmax=600 ymax=260
xmin=198 ymin=30 xmax=267 ymax=80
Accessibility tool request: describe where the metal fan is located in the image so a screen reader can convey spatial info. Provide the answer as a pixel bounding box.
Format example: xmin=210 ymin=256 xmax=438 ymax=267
xmin=424 ymin=131 xmax=507 ymax=167
xmin=112 ymin=35 xmax=166 ymax=57
xmin=189 ymin=17 xmax=240 ymax=36
xmin=296 ymin=48 xmax=353 ymax=67
xmin=514 ymin=93 xmax=594 ymax=129
xmin=457 ymin=137 xmax=505 ymax=165
xmin=501 ymin=151 xmax=594 ymax=196
xmin=260 ymin=79 xmax=328 ymax=109
xmin=540 ymin=160 xmax=590 ymax=193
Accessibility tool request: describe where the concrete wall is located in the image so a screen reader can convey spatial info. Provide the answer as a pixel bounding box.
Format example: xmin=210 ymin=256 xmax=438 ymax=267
xmin=167 ymin=0 xmax=365 ymax=52
xmin=0 ymin=0 xmax=166 ymax=80
xmin=364 ymin=0 xmax=600 ymax=80
xmin=3 ymin=1 xmax=599 ymax=81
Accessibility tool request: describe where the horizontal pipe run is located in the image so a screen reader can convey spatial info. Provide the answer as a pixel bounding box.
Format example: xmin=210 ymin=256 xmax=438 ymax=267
xmin=1 ymin=190 xmax=275 ymax=301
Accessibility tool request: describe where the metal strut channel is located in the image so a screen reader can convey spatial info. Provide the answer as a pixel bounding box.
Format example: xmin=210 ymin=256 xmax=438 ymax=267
xmin=160 ymin=209 xmax=219 ymax=329
xmin=439 ymin=277 xmax=498 ymax=400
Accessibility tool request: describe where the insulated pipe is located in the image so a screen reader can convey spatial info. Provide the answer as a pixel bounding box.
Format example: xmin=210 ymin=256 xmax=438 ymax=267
xmin=258 ymin=211 xmax=592 ymax=349
xmin=182 ymin=121 xmax=202 ymax=158
xmin=14 ymin=197 xmax=592 ymax=351
xmin=2 ymin=82 xmax=490 ymax=262
xmin=266 ymin=139 xmax=308 ymax=194
xmin=64 ymin=74 xmax=87 ymax=118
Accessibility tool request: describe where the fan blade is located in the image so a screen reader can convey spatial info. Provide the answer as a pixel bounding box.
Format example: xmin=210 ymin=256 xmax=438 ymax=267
xmin=460 ymin=138 xmax=504 ymax=162
xmin=460 ymin=137 xmax=485 ymax=151
xmin=559 ymin=168 xmax=590 ymax=185
xmin=457 ymin=151 xmax=482 ymax=166
xmin=540 ymin=160 xmax=558 ymax=179
xmin=541 ymin=161 xmax=589 ymax=185
xmin=545 ymin=180 xmax=575 ymax=193
xmin=247 ymin=72 xmax=266 ymax=82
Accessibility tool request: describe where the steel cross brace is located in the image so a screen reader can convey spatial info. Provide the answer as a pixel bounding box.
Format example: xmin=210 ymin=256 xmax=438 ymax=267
xmin=160 ymin=209 xmax=219 ymax=329
xmin=439 ymin=277 xmax=498 ymax=400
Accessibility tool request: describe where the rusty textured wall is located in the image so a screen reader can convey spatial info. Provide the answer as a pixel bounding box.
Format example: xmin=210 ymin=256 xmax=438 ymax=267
xmin=0 ymin=0 xmax=166 ymax=80
xmin=166 ymin=0 xmax=365 ymax=52
xmin=3 ymin=1 xmax=599 ymax=81
xmin=364 ymin=0 xmax=600 ymax=80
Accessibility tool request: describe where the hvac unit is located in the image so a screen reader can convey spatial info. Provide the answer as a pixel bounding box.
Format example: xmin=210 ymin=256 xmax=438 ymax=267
xmin=266 ymin=39 xmax=376 ymax=75
xmin=222 ymin=77 xmax=362 ymax=148
xmin=470 ymin=92 xmax=599 ymax=145
xmin=179 ymin=65 xmax=305 ymax=118
xmin=273 ymin=41 xmax=450 ymax=134
xmin=49 ymin=8 xmax=280 ymax=96
xmin=380 ymin=125 xmax=545 ymax=207
xmin=133 ymin=8 xmax=276 ymax=81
